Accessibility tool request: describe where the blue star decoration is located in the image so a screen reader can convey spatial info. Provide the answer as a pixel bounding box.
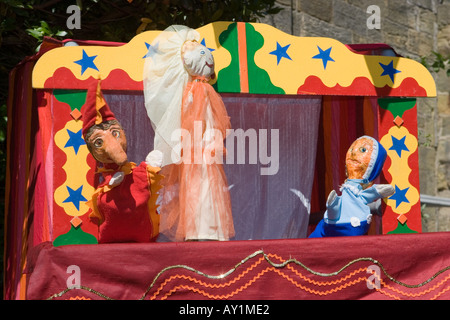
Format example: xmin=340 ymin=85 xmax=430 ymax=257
xmin=142 ymin=41 xmax=160 ymax=58
xmin=389 ymin=135 xmax=409 ymax=157
xmin=63 ymin=185 xmax=88 ymax=211
xmin=64 ymin=129 xmax=86 ymax=155
xmin=74 ymin=49 xmax=99 ymax=75
xmin=389 ymin=185 xmax=410 ymax=208
xmin=312 ymin=46 xmax=335 ymax=69
xmin=269 ymin=42 xmax=292 ymax=65
xmin=200 ymin=39 xmax=215 ymax=52
xmin=379 ymin=60 xmax=401 ymax=82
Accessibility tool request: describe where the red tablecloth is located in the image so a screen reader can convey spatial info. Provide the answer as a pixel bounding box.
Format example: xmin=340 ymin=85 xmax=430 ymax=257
xmin=24 ymin=232 xmax=450 ymax=300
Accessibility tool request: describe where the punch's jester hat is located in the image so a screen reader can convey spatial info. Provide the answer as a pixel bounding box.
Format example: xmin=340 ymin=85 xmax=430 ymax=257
xmin=81 ymin=79 xmax=116 ymax=138
xmin=359 ymin=135 xmax=387 ymax=183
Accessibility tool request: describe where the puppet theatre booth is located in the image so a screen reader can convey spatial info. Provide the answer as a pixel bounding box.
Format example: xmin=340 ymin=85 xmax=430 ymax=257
xmin=5 ymin=22 xmax=450 ymax=300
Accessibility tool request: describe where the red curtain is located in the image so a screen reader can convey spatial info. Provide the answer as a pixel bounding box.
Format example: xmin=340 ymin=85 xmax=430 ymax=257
xmin=310 ymin=96 xmax=379 ymax=232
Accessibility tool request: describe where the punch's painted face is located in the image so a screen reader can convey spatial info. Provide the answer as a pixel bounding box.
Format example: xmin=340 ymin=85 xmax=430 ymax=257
xmin=86 ymin=121 xmax=128 ymax=166
xmin=345 ymin=137 xmax=374 ymax=180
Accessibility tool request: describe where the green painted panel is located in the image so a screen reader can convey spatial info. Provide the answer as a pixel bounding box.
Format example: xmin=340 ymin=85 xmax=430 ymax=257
xmin=378 ymin=98 xmax=416 ymax=118
xmin=53 ymin=225 xmax=98 ymax=247
xmin=54 ymin=89 xmax=87 ymax=111
xmin=246 ymin=23 xmax=284 ymax=95
xmin=387 ymin=221 xmax=419 ymax=235
xmin=215 ymin=23 xmax=240 ymax=93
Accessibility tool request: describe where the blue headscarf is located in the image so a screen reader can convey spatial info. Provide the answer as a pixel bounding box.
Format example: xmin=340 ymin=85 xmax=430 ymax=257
xmin=359 ymin=136 xmax=387 ymax=184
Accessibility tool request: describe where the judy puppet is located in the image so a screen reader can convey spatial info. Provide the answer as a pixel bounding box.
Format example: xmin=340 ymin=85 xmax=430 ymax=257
xmin=309 ymin=136 xmax=395 ymax=238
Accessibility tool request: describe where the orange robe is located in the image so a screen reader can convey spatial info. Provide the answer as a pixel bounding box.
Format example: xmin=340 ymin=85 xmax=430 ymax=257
xmin=158 ymin=77 xmax=235 ymax=241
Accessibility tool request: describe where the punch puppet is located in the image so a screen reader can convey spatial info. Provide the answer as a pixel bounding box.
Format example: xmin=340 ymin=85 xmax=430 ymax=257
xmin=81 ymin=80 xmax=163 ymax=243
xmin=143 ymin=25 xmax=234 ymax=241
xmin=309 ymin=136 xmax=395 ymax=238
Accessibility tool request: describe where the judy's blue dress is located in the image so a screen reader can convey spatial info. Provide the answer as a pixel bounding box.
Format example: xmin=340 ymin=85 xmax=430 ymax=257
xmin=309 ymin=179 xmax=384 ymax=238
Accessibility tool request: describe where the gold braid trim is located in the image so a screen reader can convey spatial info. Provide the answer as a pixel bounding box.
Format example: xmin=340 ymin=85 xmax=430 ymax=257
xmin=146 ymin=165 xmax=164 ymax=238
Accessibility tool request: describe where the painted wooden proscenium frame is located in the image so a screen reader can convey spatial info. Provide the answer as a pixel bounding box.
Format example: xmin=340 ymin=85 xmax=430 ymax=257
xmin=4 ymin=21 xmax=443 ymax=301
xmin=30 ymin=22 xmax=435 ymax=242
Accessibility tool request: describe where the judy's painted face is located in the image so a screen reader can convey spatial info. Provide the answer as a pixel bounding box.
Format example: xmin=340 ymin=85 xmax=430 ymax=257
xmin=181 ymin=40 xmax=215 ymax=79
xmin=345 ymin=137 xmax=374 ymax=180
xmin=86 ymin=123 xmax=128 ymax=166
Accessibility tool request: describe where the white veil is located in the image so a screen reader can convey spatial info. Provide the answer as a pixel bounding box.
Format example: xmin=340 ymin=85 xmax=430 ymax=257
xmin=143 ymin=25 xmax=200 ymax=167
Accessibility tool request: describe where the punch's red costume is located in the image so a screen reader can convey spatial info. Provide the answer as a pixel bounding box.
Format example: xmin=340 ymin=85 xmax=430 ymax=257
xmin=81 ymin=80 xmax=162 ymax=243
xmin=88 ymin=161 xmax=161 ymax=243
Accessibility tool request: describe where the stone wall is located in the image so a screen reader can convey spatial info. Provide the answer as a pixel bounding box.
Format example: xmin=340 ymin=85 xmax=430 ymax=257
xmin=260 ymin=0 xmax=450 ymax=232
